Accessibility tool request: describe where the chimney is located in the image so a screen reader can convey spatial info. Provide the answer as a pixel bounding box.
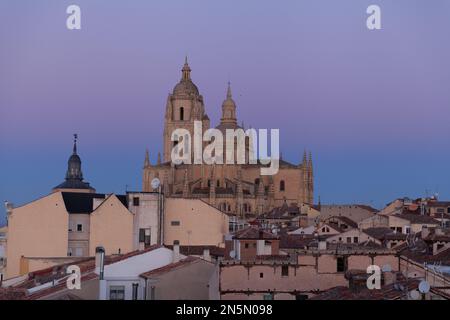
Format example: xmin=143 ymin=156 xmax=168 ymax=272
xmin=203 ymin=248 xmax=211 ymax=262
xmin=4 ymin=201 xmax=13 ymax=215
xmin=95 ymin=246 xmax=105 ymax=280
xmin=173 ymin=244 xmax=180 ymax=263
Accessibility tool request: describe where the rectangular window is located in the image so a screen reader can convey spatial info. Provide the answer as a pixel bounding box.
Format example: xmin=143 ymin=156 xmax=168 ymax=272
xmin=139 ymin=229 xmax=145 ymax=242
xmin=173 ymin=240 xmax=180 ymax=245
xmin=337 ymin=257 xmax=347 ymax=272
xmin=75 ymin=247 xmax=83 ymax=257
xmin=281 ymin=265 xmax=289 ymax=277
xmin=171 ymin=221 xmax=180 ymax=226
xmin=150 ymin=286 xmax=156 ymax=300
xmin=145 ymin=234 xmax=151 ymax=246
xmin=132 ymin=283 xmax=139 ymax=300
xmin=346 ymin=237 xmax=351 ymax=243
xmin=353 ymin=237 xmax=358 ymax=243
xmin=133 ymin=197 xmax=140 ymax=206
xmin=245 ymin=243 xmax=249 ymax=249
xmin=260 ymin=273 xmax=264 ymax=278
xmin=109 ymin=286 xmax=125 ymax=300
xmin=77 ymin=224 xmax=83 ymax=232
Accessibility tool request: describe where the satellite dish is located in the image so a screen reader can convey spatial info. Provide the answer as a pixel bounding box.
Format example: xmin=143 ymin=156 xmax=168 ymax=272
xmin=382 ymin=264 xmax=392 ymax=272
xmin=151 ymin=178 xmax=161 ymax=190
xmin=229 ymin=250 xmax=236 ymax=259
xmin=409 ymin=290 xmax=421 ymax=300
xmin=418 ymin=280 xmax=430 ymax=294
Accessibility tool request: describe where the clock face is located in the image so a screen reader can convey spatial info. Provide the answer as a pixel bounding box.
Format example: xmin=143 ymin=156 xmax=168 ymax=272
xmin=151 ymin=178 xmax=161 ymax=189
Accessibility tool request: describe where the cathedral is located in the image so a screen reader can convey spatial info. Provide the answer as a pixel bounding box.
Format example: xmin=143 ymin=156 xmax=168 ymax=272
xmin=143 ymin=59 xmax=314 ymax=217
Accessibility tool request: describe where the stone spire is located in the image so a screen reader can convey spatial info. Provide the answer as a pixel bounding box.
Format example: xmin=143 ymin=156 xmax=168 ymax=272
xmin=157 ymin=152 xmax=161 ymax=165
xmin=226 ymin=81 xmax=232 ymax=99
xmin=256 ymin=176 xmax=265 ymax=215
xmin=219 ymin=82 xmax=237 ymax=126
xmin=144 ymin=149 xmax=150 ymax=167
xmin=182 ymin=56 xmax=191 ymax=80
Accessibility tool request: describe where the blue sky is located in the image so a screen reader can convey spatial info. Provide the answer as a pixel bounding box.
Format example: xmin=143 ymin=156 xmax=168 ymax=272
xmin=1 ymin=0 xmax=450 ymax=223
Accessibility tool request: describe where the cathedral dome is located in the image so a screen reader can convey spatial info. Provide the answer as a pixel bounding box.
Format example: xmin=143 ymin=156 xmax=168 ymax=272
xmin=222 ymin=96 xmax=236 ymax=109
xmin=172 ymin=57 xmax=199 ymax=96
xmin=173 ymin=79 xmax=199 ymax=96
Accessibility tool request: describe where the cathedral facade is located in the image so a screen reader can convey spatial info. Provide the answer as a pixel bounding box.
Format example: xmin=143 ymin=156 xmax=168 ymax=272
xmin=143 ymin=59 xmax=314 ymax=217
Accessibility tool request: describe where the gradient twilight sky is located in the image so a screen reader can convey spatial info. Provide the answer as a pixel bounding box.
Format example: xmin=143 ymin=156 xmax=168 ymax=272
xmin=1 ymin=0 xmax=450 ymax=223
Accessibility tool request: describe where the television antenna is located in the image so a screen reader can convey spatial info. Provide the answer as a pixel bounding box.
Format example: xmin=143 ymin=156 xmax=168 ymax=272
xmin=418 ymin=280 xmax=430 ymax=294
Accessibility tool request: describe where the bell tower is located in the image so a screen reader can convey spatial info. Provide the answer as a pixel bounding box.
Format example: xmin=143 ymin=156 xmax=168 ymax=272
xmin=163 ymin=57 xmax=210 ymax=162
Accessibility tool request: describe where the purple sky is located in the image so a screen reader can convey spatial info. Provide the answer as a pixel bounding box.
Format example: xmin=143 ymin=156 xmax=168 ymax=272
xmin=1 ymin=0 xmax=450 ymax=222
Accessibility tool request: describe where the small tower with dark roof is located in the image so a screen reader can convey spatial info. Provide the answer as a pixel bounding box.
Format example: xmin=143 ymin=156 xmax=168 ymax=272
xmin=53 ymin=134 xmax=95 ymax=193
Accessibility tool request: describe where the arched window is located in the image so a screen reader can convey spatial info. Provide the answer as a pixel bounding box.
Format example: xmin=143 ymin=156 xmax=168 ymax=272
xmin=217 ymin=180 xmax=220 ymax=188
xmin=180 ymin=107 xmax=184 ymax=120
xmin=280 ymin=180 xmax=285 ymax=191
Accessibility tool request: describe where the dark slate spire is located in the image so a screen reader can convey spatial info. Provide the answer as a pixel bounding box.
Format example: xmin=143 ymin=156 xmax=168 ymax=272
xmin=53 ymin=134 xmax=95 ymax=192
xmin=66 ymin=134 xmax=83 ymax=180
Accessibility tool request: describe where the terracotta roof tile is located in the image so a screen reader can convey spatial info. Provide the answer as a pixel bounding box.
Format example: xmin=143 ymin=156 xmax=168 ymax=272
xmin=140 ymin=256 xmax=202 ymax=278
xmin=233 ymin=226 xmax=279 ymax=240
xmin=394 ymin=213 xmax=439 ymax=224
